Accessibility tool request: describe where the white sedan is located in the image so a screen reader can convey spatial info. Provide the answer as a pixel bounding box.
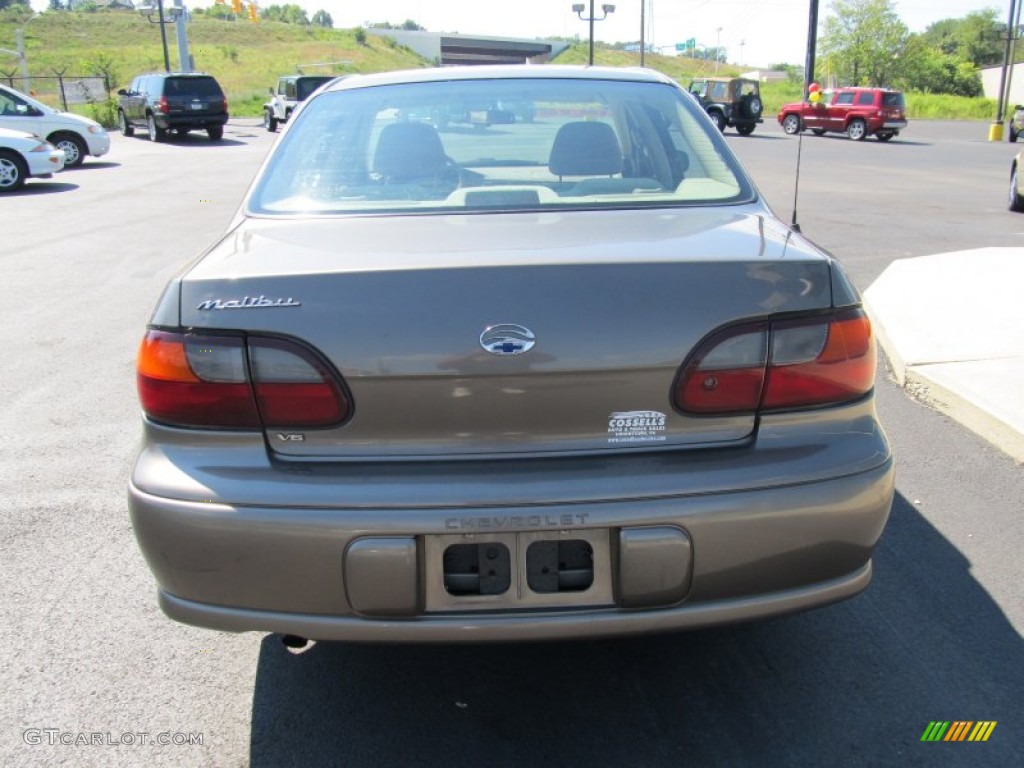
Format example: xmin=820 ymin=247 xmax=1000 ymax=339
xmin=0 ymin=126 xmax=64 ymax=192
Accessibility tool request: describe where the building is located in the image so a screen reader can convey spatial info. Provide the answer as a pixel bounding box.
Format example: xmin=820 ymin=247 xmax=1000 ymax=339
xmin=982 ymin=64 xmax=1024 ymax=108
xmin=365 ymin=29 xmax=569 ymax=66
xmin=740 ymin=70 xmax=790 ymax=83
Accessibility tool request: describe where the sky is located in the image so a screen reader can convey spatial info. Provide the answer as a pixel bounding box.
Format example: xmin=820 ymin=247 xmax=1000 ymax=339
xmin=31 ymin=1 xmax=1011 ymax=68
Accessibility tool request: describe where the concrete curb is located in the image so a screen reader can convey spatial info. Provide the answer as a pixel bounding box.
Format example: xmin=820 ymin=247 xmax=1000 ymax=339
xmin=864 ymin=248 xmax=1024 ymax=464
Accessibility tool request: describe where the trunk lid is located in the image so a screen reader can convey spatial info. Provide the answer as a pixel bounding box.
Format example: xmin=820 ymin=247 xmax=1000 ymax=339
xmin=179 ymin=208 xmax=834 ymax=459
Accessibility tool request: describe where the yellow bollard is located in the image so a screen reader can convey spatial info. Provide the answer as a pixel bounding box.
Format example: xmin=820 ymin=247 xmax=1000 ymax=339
xmin=990 ymin=122 xmax=1005 ymax=142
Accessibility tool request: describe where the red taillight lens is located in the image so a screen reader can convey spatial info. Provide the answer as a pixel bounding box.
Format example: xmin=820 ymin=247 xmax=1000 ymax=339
xmin=158 ymin=96 xmax=169 ymax=114
xmin=136 ymin=331 xmax=349 ymax=429
xmin=222 ymin=97 xmax=229 ymax=113
xmin=675 ymin=324 xmax=768 ymax=413
xmin=674 ymin=309 xmax=875 ymax=415
xmin=249 ymin=338 xmax=348 ymax=427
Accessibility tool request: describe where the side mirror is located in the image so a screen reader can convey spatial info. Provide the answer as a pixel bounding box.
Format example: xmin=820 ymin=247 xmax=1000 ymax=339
xmin=268 ymin=87 xmax=274 ymax=95
xmin=118 ymin=88 xmax=128 ymax=96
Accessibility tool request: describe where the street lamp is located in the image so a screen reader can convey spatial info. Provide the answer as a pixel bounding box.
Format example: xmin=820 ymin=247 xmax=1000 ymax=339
xmin=572 ymin=1 xmax=616 ymax=66
xmin=715 ymin=27 xmax=722 ymax=73
xmin=138 ymin=0 xmax=184 ymax=72
xmin=0 ymin=12 xmax=45 ymax=92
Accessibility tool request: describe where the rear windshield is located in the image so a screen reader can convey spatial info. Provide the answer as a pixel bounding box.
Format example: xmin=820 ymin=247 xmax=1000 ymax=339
xmin=248 ymin=77 xmax=755 ymax=216
xmin=166 ymin=77 xmax=223 ymax=97
xmin=296 ymin=77 xmax=335 ymax=101
xmin=882 ymin=92 xmax=904 ymax=108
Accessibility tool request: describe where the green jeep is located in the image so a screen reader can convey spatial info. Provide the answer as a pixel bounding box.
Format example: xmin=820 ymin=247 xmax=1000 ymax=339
xmin=687 ymin=77 xmax=764 ymax=135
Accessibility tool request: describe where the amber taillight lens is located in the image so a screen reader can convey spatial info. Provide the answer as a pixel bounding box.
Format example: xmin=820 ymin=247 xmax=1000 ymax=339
xmin=674 ymin=309 xmax=875 ymax=414
xmin=137 ymin=330 xmax=349 ymax=429
xmin=762 ymin=311 xmax=875 ymax=410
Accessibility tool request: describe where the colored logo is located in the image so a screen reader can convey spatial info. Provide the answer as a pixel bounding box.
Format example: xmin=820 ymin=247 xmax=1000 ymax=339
xmin=921 ymin=721 xmax=997 ymax=742
xmin=479 ymin=324 xmax=536 ymax=356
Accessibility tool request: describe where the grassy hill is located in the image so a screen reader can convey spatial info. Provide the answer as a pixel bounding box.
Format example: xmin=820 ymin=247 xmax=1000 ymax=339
xmin=1 ymin=9 xmax=738 ymax=116
xmin=0 ymin=9 xmax=426 ymax=117
xmin=0 ymin=8 xmax=995 ymax=124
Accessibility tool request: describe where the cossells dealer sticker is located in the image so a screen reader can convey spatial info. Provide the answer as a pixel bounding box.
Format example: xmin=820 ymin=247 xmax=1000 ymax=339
xmin=607 ymin=411 xmax=667 ymax=444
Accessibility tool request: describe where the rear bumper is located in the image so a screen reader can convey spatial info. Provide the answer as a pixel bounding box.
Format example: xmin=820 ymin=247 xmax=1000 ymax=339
xmin=159 ymin=561 xmax=875 ymax=643
xmin=129 ymin=449 xmax=895 ymax=642
xmin=154 ymin=113 xmax=229 ymax=130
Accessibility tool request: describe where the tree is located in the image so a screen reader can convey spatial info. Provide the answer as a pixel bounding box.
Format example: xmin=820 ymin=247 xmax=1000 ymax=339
xmin=311 ymin=9 xmax=332 ymax=28
xmin=769 ymin=63 xmax=804 ymax=83
xmin=368 ymin=20 xmax=424 ymax=31
xmin=0 ymin=0 xmax=30 ymax=10
xmin=898 ymin=36 xmax=981 ymax=96
xmin=83 ymin=51 xmax=121 ymax=91
xmin=262 ymin=4 xmax=309 ymax=25
xmin=820 ymin=0 xmax=909 ymax=87
xmin=919 ymin=10 xmax=1004 ymax=69
xmin=205 ymin=3 xmax=236 ymax=20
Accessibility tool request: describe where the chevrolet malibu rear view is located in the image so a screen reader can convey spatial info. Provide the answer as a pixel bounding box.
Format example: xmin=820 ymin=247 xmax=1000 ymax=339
xmin=128 ymin=66 xmax=894 ymax=643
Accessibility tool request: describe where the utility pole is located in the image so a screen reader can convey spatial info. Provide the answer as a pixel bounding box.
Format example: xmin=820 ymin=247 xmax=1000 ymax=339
xmin=16 ymin=29 xmax=28 ymax=91
xmin=157 ymin=0 xmax=171 ymax=71
xmin=993 ymin=0 xmax=1019 ymax=141
xmin=803 ymin=0 xmax=819 ymax=102
xmin=640 ymin=0 xmax=645 ymax=67
xmin=1000 ymin=0 xmax=1023 ymax=138
xmin=173 ymin=0 xmax=192 ymax=72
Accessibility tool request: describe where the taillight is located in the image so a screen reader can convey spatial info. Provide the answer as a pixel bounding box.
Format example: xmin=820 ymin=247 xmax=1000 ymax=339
xmin=249 ymin=337 xmax=347 ymax=427
xmin=675 ymin=323 xmax=768 ymax=413
xmin=674 ymin=309 xmax=875 ymax=415
xmin=222 ymin=97 xmax=229 ymax=113
xmin=137 ymin=330 xmax=349 ymax=429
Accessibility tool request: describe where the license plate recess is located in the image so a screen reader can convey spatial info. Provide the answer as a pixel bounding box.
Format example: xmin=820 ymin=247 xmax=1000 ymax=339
xmin=424 ymin=529 xmax=613 ymax=613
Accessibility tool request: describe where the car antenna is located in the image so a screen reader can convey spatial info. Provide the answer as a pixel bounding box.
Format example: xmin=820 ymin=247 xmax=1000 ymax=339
xmin=790 ymin=131 xmax=805 ymax=233
xmin=791 ymin=0 xmax=821 ymax=234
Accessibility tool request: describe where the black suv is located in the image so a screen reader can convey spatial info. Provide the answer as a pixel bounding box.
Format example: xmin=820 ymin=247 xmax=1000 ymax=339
xmin=117 ymin=73 xmax=229 ymax=142
xmin=687 ymin=77 xmax=763 ymax=135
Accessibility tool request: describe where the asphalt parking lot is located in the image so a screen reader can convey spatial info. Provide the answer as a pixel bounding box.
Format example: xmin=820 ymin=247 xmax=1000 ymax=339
xmin=1 ymin=117 xmax=1021 ymax=767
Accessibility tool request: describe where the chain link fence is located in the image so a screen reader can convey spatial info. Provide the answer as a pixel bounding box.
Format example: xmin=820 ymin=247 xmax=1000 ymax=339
xmin=2 ymin=74 xmax=111 ymax=113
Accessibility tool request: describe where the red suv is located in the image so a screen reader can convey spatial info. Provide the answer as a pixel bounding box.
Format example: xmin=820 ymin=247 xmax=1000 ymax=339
xmin=777 ymin=87 xmax=907 ymax=142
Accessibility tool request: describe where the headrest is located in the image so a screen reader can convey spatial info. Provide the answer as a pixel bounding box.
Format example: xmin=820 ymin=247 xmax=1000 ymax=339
xmin=373 ymin=122 xmax=449 ymax=180
xmin=548 ymin=121 xmax=623 ymax=177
